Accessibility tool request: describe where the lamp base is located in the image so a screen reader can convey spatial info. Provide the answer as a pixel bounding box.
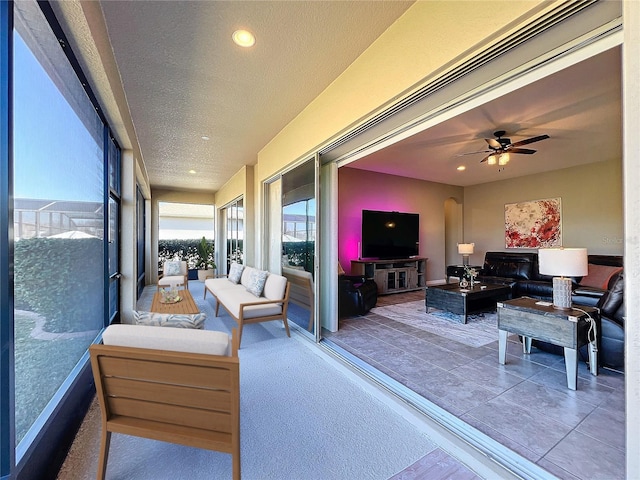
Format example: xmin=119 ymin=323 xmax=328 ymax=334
xmin=552 ymin=277 xmax=573 ymax=309
xmin=462 ymin=255 xmax=470 ymax=266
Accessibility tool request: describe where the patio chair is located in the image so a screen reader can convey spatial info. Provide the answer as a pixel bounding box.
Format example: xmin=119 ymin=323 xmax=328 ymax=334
xmin=89 ymin=324 xmax=240 ymax=480
xmin=158 ymin=260 xmax=189 ymax=291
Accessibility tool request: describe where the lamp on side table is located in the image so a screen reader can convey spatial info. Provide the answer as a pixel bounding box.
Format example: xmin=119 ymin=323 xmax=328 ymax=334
xmin=538 ymin=247 xmax=588 ymax=309
xmin=457 ymin=243 xmax=474 ymax=266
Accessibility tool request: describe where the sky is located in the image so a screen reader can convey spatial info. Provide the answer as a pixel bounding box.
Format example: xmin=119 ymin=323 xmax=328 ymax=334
xmin=13 ymin=31 xmax=103 ymax=202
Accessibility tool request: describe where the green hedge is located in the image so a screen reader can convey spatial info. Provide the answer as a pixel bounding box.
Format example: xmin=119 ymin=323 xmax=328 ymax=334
xmin=14 ymin=237 xmax=103 ymax=332
xmin=283 ymin=241 xmax=314 ymax=273
xmin=159 ymin=239 xmax=214 ymax=270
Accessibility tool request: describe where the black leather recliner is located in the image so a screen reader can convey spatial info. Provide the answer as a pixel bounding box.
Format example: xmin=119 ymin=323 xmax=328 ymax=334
xmin=338 ymin=274 xmax=378 ymax=317
xmin=597 ymin=271 xmax=624 ymax=370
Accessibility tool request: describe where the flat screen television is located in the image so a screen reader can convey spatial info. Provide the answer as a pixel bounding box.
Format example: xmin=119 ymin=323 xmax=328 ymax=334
xmin=361 ymin=210 xmax=419 ymax=259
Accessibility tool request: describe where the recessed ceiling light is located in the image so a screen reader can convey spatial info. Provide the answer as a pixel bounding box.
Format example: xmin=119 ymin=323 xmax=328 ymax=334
xmin=457 ymin=165 xmax=466 ymax=171
xmin=232 ymin=29 xmax=255 ymax=48
xmin=201 ymin=136 xmax=210 ymax=141
xmin=189 ymin=170 xmax=197 ymax=174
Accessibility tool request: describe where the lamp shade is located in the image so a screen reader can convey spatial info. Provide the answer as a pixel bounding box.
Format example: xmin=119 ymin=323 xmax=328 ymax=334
xmin=538 ymin=247 xmax=588 ymax=277
xmin=457 ymin=243 xmax=475 ymax=255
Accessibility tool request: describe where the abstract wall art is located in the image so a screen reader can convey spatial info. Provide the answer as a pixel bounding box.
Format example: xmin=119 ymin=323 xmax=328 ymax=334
xmin=504 ymin=197 xmax=562 ymax=248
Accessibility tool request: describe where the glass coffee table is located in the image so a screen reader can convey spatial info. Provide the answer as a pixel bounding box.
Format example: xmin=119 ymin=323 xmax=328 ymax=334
xmin=425 ymin=282 xmax=511 ymax=324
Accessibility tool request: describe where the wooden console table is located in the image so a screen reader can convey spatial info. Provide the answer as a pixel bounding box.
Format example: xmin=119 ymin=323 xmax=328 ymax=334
xmin=351 ymin=257 xmax=427 ymax=295
xmin=497 ymin=297 xmax=598 ymax=390
xmin=151 ymin=289 xmax=199 ymax=314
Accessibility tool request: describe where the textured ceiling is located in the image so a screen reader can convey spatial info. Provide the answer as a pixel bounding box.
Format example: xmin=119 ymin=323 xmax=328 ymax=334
xmin=98 ymin=0 xmax=415 ymax=192
xmin=94 ymin=1 xmax=620 ymax=193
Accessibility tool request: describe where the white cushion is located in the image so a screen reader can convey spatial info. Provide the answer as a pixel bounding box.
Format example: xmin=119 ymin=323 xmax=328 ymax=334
xmin=205 ymin=277 xmax=242 ymax=296
xmin=263 ymin=273 xmax=287 ymax=300
xmin=132 ymin=311 xmax=206 ymax=329
xmin=240 ymin=266 xmax=257 ymax=288
xmin=102 ymin=324 xmax=231 ymax=356
xmin=158 ymin=275 xmax=186 ymax=287
xmin=164 ymin=261 xmax=182 ymax=276
xmin=245 ymin=269 xmax=269 ymax=297
xmin=216 ymin=288 xmax=282 ymax=319
xmin=228 ymin=263 xmax=244 ymax=284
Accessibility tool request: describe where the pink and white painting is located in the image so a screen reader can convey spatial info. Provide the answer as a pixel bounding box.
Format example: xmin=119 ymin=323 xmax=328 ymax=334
xmin=504 ymin=198 xmax=562 ymax=248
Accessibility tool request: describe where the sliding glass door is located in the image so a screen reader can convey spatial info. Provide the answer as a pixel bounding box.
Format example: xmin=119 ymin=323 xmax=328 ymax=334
xmin=277 ymin=157 xmax=320 ymax=338
xmin=220 ymin=197 xmax=244 ymax=274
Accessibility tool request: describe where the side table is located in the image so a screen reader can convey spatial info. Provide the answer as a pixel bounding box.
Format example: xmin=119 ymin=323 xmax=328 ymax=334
xmin=497 ymin=297 xmax=599 ymax=390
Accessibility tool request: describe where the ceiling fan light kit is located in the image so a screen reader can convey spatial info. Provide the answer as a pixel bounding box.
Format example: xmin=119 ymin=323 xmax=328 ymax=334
xmin=458 ymin=130 xmax=550 ymax=167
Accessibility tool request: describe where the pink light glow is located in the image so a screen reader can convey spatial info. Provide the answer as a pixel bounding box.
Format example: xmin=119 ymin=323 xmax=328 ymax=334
xmin=338 ymin=168 xmax=423 ymax=275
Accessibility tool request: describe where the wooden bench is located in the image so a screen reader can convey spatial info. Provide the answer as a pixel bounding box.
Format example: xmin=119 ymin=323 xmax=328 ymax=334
xmin=282 ymin=266 xmax=314 ymax=331
xmin=90 ymin=325 xmax=240 ymax=480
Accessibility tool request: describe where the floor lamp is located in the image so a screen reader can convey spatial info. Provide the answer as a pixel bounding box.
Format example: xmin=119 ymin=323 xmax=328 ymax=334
xmin=538 ymin=247 xmax=588 ymax=309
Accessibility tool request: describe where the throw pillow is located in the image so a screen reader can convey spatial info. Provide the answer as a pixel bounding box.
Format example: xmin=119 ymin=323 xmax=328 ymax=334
xmin=228 ymin=263 xmax=244 ymax=284
xmin=580 ymin=264 xmax=623 ymax=289
xmin=164 ymin=260 xmax=182 ymax=276
xmin=246 ymin=269 xmax=269 ymax=297
xmin=132 ymin=310 xmax=206 ymax=329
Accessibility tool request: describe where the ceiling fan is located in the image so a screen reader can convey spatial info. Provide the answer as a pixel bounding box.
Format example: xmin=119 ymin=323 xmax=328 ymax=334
xmin=457 ymin=130 xmax=550 ymax=165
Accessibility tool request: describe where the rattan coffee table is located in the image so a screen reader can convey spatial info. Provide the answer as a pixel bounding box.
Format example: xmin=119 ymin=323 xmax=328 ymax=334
xmin=425 ymin=283 xmax=511 ymax=324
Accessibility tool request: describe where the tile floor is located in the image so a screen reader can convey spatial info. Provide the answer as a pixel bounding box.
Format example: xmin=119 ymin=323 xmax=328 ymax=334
xmin=324 ymin=290 xmax=625 ymax=480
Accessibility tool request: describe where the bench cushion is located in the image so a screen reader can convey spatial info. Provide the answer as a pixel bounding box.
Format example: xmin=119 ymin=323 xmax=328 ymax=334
xmin=103 ymin=324 xmax=231 ymax=355
xmin=215 ymin=288 xmax=283 ymax=319
xmin=205 ymin=277 xmax=241 ymax=296
xmin=158 ymin=275 xmax=186 ymax=287
xmin=133 ymin=310 xmax=206 ymax=329
xmin=263 ymin=273 xmax=288 ymax=300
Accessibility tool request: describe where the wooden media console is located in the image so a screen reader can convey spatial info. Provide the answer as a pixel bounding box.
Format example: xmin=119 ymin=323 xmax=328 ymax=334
xmin=351 ymin=257 xmax=427 ymax=295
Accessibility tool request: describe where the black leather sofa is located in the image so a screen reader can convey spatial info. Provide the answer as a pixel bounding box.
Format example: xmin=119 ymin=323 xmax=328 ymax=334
xmin=478 ymin=251 xmax=624 ymax=370
xmin=338 ymin=274 xmax=378 ymax=317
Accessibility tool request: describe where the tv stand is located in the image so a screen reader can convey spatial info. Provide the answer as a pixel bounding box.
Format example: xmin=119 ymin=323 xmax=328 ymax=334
xmin=351 ymin=257 xmax=427 ymax=295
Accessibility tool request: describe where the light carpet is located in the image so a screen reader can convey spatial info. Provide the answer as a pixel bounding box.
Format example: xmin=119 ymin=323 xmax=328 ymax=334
xmin=57 ymin=282 xmax=436 ymax=480
xmin=370 ymin=300 xmax=498 ymax=348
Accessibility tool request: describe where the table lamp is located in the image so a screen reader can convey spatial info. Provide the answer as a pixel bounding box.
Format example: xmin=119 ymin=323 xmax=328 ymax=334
xmin=457 ymin=243 xmax=474 ymax=266
xmin=538 ymin=247 xmax=588 ymax=309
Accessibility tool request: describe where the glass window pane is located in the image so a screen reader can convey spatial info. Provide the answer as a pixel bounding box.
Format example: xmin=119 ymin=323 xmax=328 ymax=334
xmin=157 ymin=202 xmax=214 ymax=274
xmin=281 ymin=160 xmax=315 ymax=333
xmin=224 ymin=198 xmax=243 ymax=270
xmin=108 ymin=137 xmax=120 ymax=194
xmin=282 ymin=161 xmax=315 ymax=274
xmin=13 ymin=3 xmax=104 ymax=448
xmin=109 ymin=197 xmax=119 ymax=276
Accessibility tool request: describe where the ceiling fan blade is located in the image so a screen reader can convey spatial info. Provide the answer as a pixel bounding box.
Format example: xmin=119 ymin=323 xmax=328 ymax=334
xmin=485 ymin=138 xmax=502 ymax=149
xmin=509 ymin=134 xmax=550 ymax=148
xmin=454 ymin=149 xmax=492 ymax=157
xmin=479 ymin=154 xmax=493 ymax=163
xmin=508 ymin=148 xmax=536 ymax=155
